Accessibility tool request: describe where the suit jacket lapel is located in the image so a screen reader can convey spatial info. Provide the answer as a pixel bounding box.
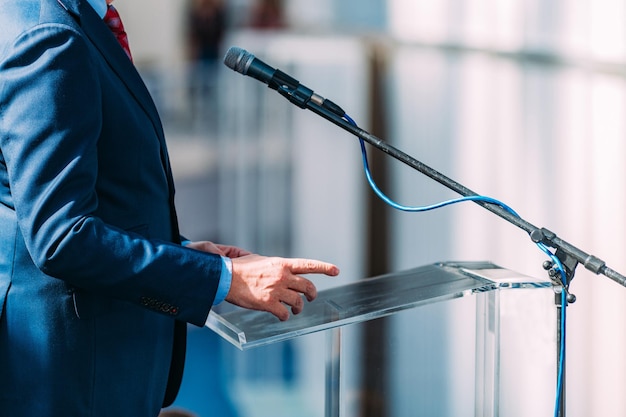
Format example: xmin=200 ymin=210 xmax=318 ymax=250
xmin=58 ymin=0 xmax=164 ymax=139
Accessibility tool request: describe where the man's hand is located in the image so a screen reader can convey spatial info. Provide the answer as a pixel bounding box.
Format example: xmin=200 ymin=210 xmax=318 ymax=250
xmin=227 ymin=254 xmax=340 ymax=321
xmin=184 ymin=241 xmax=251 ymax=258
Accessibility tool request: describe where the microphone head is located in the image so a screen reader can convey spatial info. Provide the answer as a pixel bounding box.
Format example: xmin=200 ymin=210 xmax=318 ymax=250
xmin=223 ymin=46 xmax=254 ymax=75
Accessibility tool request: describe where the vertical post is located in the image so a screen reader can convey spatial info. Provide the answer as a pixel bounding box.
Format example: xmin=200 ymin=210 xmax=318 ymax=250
xmin=475 ymin=290 xmax=501 ymax=417
xmin=326 ymin=327 xmax=342 ymax=417
xmin=556 ymin=292 xmax=566 ymax=417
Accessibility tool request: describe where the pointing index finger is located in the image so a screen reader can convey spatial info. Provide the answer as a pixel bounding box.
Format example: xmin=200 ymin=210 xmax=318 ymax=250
xmin=287 ymin=259 xmax=340 ymax=276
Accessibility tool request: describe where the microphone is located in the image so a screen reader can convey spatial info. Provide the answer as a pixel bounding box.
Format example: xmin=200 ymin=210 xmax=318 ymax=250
xmin=223 ymin=46 xmax=345 ymax=116
xmin=223 ymin=46 xmax=280 ymax=88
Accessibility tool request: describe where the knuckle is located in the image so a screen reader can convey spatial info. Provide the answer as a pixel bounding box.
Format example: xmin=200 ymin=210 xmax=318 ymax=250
xmin=270 ymin=258 xmax=290 ymax=277
xmin=270 ymin=257 xmax=285 ymax=268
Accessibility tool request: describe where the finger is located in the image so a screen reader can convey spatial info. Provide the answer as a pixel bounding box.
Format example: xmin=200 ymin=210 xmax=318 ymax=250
xmin=218 ymin=245 xmax=252 ymax=258
xmin=287 ymin=259 xmax=340 ymax=276
xmin=280 ymin=291 xmax=305 ymax=315
xmin=288 ymin=276 xmax=317 ymax=302
xmin=188 ymin=241 xmax=225 ymax=256
xmin=267 ymin=302 xmax=290 ymax=322
xmin=210 ymin=243 xmax=227 ymax=256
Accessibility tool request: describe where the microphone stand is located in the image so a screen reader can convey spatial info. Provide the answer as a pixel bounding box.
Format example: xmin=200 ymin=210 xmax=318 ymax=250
xmin=273 ymin=83 xmax=626 ymax=417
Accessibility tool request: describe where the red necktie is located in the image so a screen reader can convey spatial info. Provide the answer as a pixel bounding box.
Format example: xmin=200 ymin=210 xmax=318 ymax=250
xmin=104 ymin=5 xmax=133 ymax=62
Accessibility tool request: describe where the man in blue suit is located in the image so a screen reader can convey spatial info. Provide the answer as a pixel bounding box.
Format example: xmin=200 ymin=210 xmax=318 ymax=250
xmin=0 ymin=0 xmax=339 ymax=416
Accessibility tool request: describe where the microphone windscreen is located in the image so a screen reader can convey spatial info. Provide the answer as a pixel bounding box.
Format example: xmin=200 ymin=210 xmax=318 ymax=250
xmin=223 ymin=47 xmax=252 ymax=74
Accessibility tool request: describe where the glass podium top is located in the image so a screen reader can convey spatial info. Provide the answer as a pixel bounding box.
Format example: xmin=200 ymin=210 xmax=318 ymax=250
xmin=206 ymin=261 xmax=552 ymax=350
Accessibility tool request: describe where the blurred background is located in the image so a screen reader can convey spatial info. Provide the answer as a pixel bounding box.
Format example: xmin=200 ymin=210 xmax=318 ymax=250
xmin=115 ymin=0 xmax=625 ymax=416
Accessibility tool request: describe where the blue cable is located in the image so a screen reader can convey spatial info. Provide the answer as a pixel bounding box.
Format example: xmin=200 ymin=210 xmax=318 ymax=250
xmin=343 ymin=113 xmax=567 ymax=417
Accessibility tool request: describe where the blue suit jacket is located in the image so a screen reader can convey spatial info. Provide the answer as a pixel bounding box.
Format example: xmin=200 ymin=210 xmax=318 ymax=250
xmin=0 ymin=0 xmax=223 ymax=415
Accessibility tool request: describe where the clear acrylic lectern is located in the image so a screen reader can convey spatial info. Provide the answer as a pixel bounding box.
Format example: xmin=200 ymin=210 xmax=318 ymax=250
xmin=206 ymin=261 xmax=556 ymax=417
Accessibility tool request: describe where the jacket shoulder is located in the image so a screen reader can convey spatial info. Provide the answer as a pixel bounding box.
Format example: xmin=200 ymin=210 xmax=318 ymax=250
xmin=0 ymin=0 xmax=79 ymax=53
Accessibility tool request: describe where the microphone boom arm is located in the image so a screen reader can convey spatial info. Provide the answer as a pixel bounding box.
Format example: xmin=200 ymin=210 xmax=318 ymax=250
xmin=299 ymin=92 xmax=626 ymax=289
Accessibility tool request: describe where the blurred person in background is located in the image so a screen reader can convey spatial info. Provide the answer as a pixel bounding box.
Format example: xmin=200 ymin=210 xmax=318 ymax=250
xmin=249 ymin=0 xmax=286 ymax=29
xmin=0 ymin=0 xmax=339 ymax=416
xmin=187 ymin=0 xmax=226 ymax=64
xmin=186 ymin=0 xmax=226 ymax=129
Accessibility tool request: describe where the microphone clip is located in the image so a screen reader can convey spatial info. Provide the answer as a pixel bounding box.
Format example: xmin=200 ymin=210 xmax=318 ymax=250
xmin=271 ymin=70 xmax=314 ymax=109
